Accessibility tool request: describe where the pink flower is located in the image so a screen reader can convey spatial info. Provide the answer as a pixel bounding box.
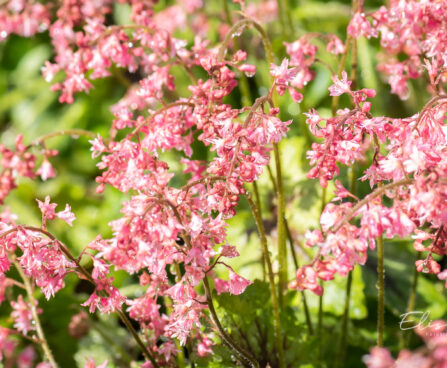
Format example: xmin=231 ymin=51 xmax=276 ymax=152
xmin=197 ymin=335 xmax=214 ymax=357
xmin=363 ymin=347 xmax=395 ymax=368
xmin=326 ymin=35 xmax=345 ymax=55
xmin=36 ymin=158 xmax=56 ymax=181
xmin=10 ymin=295 xmax=40 ymax=335
xmin=438 ymin=270 xmax=447 ymax=288
xmin=347 ymin=12 xmax=378 ymax=39
xmin=214 ymin=278 xmax=229 ymax=295
xmin=290 ymin=266 xmax=323 ymax=296
xmin=84 ymin=359 xmax=108 ymax=368
xmin=36 ymin=196 xmax=57 ymax=221
xmin=305 ymin=229 xmax=324 ymax=247
xmin=17 ymin=345 xmax=35 ymax=368
xmin=228 ymin=271 xmax=251 ymax=295
xmin=220 ymin=245 xmax=239 ymax=258
xmin=238 ymin=64 xmax=256 ymax=77
xmin=270 ymin=58 xmax=303 ymax=101
xmin=328 ymin=71 xmax=352 ymax=96
xmin=56 ymin=204 xmax=76 ymax=226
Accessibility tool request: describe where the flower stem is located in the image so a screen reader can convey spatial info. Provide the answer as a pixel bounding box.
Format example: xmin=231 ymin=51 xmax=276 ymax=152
xmin=317 ymin=281 xmax=324 ymax=358
xmin=318 ymin=186 xmax=326 ymax=360
xmin=285 ymin=219 xmax=313 ymax=335
xmin=220 ymin=0 xmax=253 ymax=105
xmin=399 ymin=252 xmax=420 ymax=349
xmin=377 ymin=234 xmax=385 ymax=347
xmin=252 ymin=182 xmax=267 ymax=281
xmin=219 ymin=20 xmax=288 ymax=307
xmin=276 ymin=0 xmax=287 ymax=39
xmin=27 ymin=129 xmax=98 ymax=149
xmin=335 ymin=164 xmax=356 ymax=367
xmin=335 ymin=270 xmax=353 ymax=367
xmin=202 ymin=276 xmax=260 ymax=368
xmin=273 ymin=143 xmax=288 ymax=308
xmin=13 ymin=260 xmax=59 ymax=368
xmin=247 ymin=194 xmax=285 ymax=368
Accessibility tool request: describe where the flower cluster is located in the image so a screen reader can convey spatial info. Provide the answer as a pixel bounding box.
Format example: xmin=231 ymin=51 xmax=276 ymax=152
xmin=293 ymin=71 xmax=447 ymax=293
xmin=364 ymin=320 xmax=447 ymax=368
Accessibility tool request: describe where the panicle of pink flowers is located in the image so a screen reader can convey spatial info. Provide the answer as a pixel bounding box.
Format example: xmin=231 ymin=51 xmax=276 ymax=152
xmin=304 ymin=71 xmax=375 ymax=188
xmin=348 ymin=1 xmax=447 ymax=100
xmin=0 ymin=0 xmax=50 ymax=40
xmin=1 ymin=0 xmax=447 ymax=366
xmin=292 ymin=67 xmax=447 ymax=295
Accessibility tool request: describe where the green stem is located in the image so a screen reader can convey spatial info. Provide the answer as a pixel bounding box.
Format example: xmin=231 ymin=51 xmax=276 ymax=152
xmin=282 ymin=0 xmax=295 ymax=38
xmin=218 ymin=18 xmax=274 ymax=65
xmin=335 ymin=271 xmax=353 ymax=367
xmin=336 ymin=163 xmax=357 ymax=366
xmin=317 ymin=281 xmax=324 ymax=358
xmin=318 ymin=186 xmax=326 ymax=360
xmin=222 ymin=0 xmax=232 ymax=24
xmin=203 ymin=277 xmax=260 ymax=368
xmin=285 ymin=220 xmax=313 ymax=335
xmin=276 ymin=0 xmax=287 ymax=39
xmin=13 ymin=260 xmax=59 ymax=368
xmin=252 ymin=182 xmax=267 ymax=281
xmin=247 ymin=195 xmax=285 ymax=368
xmin=399 ymin=252 xmax=420 ymax=349
xmin=273 ymin=143 xmax=287 ymax=308
xmin=27 ymin=129 xmax=98 ymax=149
xmin=377 ymin=235 xmax=385 ymax=347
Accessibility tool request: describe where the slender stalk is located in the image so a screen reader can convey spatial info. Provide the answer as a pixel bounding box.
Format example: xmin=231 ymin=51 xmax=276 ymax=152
xmin=276 ymin=0 xmax=287 ymax=39
xmin=221 ymin=0 xmax=253 ymax=105
xmin=281 ymin=0 xmax=295 ymax=38
xmin=218 ymin=18 xmax=274 ymax=64
xmin=273 ymin=143 xmax=287 ymax=308
xmin=317 ymin=282 xmax=324 ymax=354
xmin=27 ymin=129 xmax=98 ymax=149
xmin=399 ymin=252 xmax=420 ymax=349
xmin=219 ymin=19 xmax=289 ymax=309
xmin=331 ymin=178 xmax=413 ymax=233
xmin=285 ymin=220 xmax=313 ymax=335
xmin=222 ymin=0 xmax=232 ymax=24
xmin=13 ymin=260 xmax=59 ymax=368
xmin=317 ymin=186 xmax=326 ymax=360
xmin=335 ymin=271 xmax=353 ymax=367
xmin=247 ymin=195 xmax=285 ymax=368
xmin=203 ymin=276 xmax=260 ymax=368
xmin=377 ymin=235 xmax=385 ymax=347
xmin=116 ymin=309 xmax=159 ymax=367
xmin=335 ymin=165 xmax=356 ymax=367
xmin=252 ymin=182 xmax=267 ymax=281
